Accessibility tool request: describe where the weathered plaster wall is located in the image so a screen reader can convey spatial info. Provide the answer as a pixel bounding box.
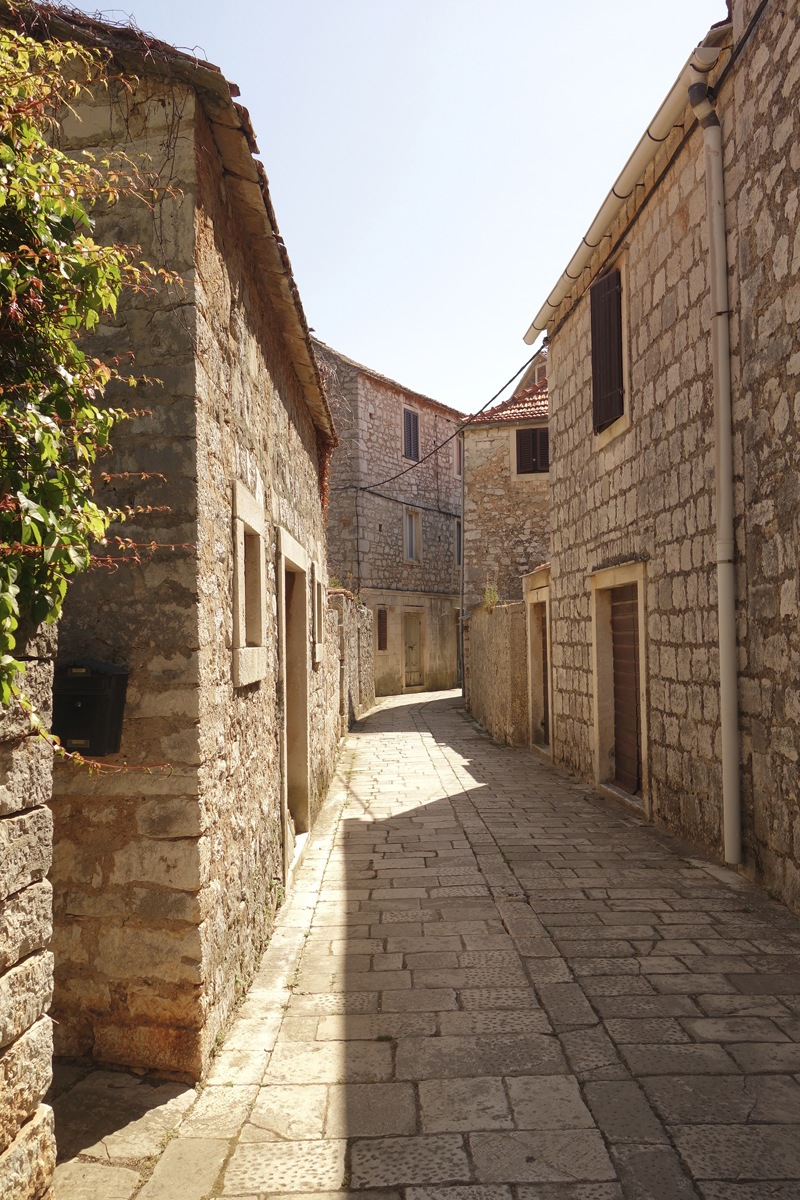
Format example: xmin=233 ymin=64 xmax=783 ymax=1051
xmin=547 ymin=0 xmax=800 ymax=906
xmin=463 ymin=424 xmax=550 ymax=614
xmin=50 ymin=81 xmax=339 ymax=1078
xmin=467 ymin=604 xmax=528 ymax=748
xmin=0 ymin=625 xmax=56 ymax=1200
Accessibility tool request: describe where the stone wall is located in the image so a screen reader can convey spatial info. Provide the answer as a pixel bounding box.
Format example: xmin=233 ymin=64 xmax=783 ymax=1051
xmin=366 ymin=588 xmax=457 ymax=696
xmin=466 ymin=603 xmax=528 ymax=747
xmin=463 ymin=423 xmax=550 ymax=614
xmin=546 ymin=0 xmax=800 ymax=907
xmin=0 ymin=626 xmax=57 ymax=1200
xmin=51 ymin=81 xmax=204 ymax=1075
xmin=317 ymin=342 xmax=462 ymax=693
xmin=320 ymin=347 xmax=463 ymax=597
xmin=329 ymin=593 xmax=375 ymax=728
xmin=50 ymin=77 xmax=339 ymax=1078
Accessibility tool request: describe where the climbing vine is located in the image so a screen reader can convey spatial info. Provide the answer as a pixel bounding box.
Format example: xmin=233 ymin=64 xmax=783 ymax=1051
xmin=0 ymin=21 xmax=174 ymax=708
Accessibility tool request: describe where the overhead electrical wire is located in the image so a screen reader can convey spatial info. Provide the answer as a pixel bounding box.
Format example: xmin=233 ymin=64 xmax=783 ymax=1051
xmin=332 ymin=349 xmax=541 ymax=493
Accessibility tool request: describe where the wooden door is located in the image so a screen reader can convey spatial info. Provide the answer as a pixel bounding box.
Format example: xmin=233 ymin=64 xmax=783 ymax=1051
xmin=404 ymin=614 xmax=422 ymax=686
xmin=610 ymin=583 xmax=642 ymax=795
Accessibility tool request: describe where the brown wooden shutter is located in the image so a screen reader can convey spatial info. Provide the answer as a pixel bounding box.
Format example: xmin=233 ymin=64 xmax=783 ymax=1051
xmin=404 ymin=410 xmax=419 ymax=460
xmin=536 ymin=428 xmax=550 ymax=471
xmin=611 ymin=583 xmax=642 ymax=796
xmin=516 ymin=428 xmax=535 ymax=474
xmin=590 ymin=269 xmax=624 ymax=433
xmin=377 ymin=608 xmax=388 ymax=651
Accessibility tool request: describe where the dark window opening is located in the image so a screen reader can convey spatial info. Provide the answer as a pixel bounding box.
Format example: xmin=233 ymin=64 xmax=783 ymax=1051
xmin=403 ymin=409 xmax=420 ymax=461
xmin=590 ymin=268 xmax=625 ymax=433
xmin=377 ymin=608 xmax=388 ymax=651
xmin=456 ymin=519 xmax=462 ymax=567
xmin=516 ymin=427 xmax=550 ymax=474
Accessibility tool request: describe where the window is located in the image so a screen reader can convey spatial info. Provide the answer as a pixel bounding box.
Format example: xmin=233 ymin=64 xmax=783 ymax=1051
xmin=403 ymin=409 xmax=420 ymax=461
xmin=233 ymin=480 xmax=267 ymax=687
xmin=404 ymin=508 xmax=421 ymax=563
xmin=377 ymin=608 xmax=388 ymax=651
xmin=455 ymin=518 xmax=462 ymax=568
xmin=311 ymin=562 xmax=324 ymax=664
xmin=455 ymin=436 xmax=463 ymax=477
xmin=591 ymin=268 xmax=625 ymax=433
xmin=516 ymin=427 xmax=550 ymax=474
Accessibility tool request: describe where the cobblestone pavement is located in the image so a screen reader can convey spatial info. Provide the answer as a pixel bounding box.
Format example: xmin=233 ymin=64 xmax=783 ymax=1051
xmin=52 ymin=691 xmax=800 ymax=1199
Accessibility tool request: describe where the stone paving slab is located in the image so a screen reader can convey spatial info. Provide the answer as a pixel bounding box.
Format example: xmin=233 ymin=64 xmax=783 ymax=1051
xmin=50 ymin=691 xmax=800 ymax=1198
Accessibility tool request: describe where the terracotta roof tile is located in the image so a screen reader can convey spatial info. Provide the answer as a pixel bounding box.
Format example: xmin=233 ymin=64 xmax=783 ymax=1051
xmin=470 ymin=383 xmax=548 ymax=425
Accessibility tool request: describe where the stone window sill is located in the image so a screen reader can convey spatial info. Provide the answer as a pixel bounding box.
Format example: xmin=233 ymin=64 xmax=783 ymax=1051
xmin=233 ymin=646 xmax=266 ymax=687
xmin=595 ymin=407 xmax=631 ymax=451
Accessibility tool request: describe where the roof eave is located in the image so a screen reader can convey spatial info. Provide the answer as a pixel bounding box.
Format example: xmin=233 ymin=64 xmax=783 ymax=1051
xmin=4 ymin=2 xmax=336 ymax=443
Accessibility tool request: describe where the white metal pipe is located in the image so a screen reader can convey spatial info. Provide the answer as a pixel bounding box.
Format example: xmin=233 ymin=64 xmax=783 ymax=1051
xmin=524 ymin=34 xmax=727 ymax=345
xmin=688 ymin=63 xmax=742 ymax=866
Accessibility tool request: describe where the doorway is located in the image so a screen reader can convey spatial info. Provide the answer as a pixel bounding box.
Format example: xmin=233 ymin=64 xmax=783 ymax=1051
xmin=590 ymin=561 xmax=648 ymax=810
xmin=284 ymin=563 xmax=309 ymax=836
xmin=530 ymin=601 xmax=549 ymax=747
xmin=404 ymin=613 xmax=423 ymax=688
xmin=610 ymin=583 xmax=642 ymax=796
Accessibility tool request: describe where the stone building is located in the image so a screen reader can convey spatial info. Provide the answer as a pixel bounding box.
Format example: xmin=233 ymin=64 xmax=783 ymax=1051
xmin=462 ymin=361 xmax=550 ymax=615
xmin=522 ymin=0 xmax=800 ymax=908
xmin=0 ymin=624 xmax=57 ymax=1200
xmin=10 ymin=9 xmax=364 ymax=1083
xmin=316 ymin=340 xmax=464 ymax=695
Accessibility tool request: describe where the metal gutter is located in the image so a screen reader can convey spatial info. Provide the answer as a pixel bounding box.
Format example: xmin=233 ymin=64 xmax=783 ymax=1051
xmin=523 ymin=22 xmax=731 ymax=345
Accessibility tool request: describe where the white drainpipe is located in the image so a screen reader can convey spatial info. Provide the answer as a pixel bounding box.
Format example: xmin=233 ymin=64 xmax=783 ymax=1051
xmin=524 ymin=19 xmax=741 ymax=864
xmin=688 ymin=50 xmax=741 ymax=865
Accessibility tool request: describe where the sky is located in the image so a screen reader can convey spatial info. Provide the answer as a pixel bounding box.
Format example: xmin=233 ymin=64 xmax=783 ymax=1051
xmin=78 ymin=0 xmax=725 ymax=411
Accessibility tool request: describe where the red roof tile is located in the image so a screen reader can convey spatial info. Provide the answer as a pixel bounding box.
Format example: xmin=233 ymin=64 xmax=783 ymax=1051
xmin=470 ymin=383 xmax=548 ymax=425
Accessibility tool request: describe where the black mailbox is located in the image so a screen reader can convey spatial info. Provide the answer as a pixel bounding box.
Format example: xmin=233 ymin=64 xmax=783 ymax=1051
xmin=52 ymin=659 xmax=130 ymax=757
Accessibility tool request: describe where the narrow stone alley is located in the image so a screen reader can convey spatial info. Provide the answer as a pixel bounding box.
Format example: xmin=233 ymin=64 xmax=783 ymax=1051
xmin=54 ymin=691 xmax=800 ymax=1200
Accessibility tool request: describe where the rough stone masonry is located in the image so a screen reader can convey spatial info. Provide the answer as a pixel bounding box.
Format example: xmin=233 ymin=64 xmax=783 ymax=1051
xmin=545 ymin=0 xmax=800 ymax=909
xmin=0 ymin=623 xmax=57 ymax=1200
xmin=20 ymin=12 xmax=347 ymax=1084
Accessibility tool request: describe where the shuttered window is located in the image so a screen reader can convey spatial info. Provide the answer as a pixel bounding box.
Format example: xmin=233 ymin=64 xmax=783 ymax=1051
xmin=403 ymin=409 xmax=419 ymax=460
xmin=516 ymin=427 xmax=550 ymax=474
xmin=590 ymin=268 xmax=625 ymax=433
xmin=377 ymin=608 xmax=388 ymax=651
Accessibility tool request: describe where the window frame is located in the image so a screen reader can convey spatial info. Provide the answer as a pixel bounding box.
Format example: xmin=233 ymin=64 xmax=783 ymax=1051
xmin=404 ymin=506 xmax=422 ymax=564
xmin=511 ymin=423 xmax=550 ymax=479
xmin=454 ymin=434 xmax=463 ymax=478
xmin=591 ymin=252 xmax=631 ymax=450
xmin=311 ymin=561 xmax=324 ymax=665
xmin=232 ymin=480 xmax=267 ymax=687
xmin=376 ymin=607 xmax=388 ymax=652
xmin=402 ymin=407 xmax=420 ymax=462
